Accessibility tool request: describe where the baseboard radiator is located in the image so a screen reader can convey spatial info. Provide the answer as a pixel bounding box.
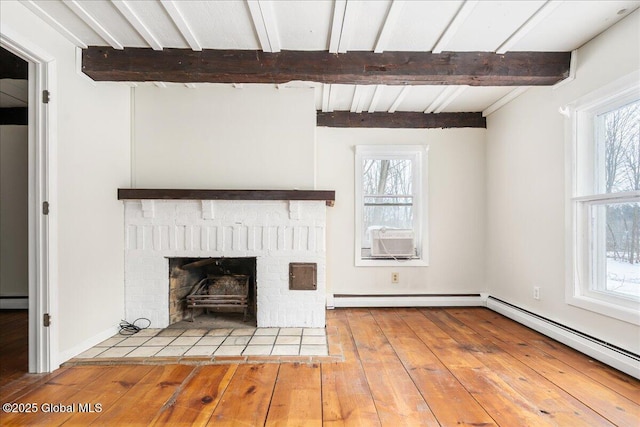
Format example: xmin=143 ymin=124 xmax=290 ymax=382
xmin=0 ymin=296 xmax=28 ymax=309
xmin=487 ymin=296 xmax=640 ymax=379
xmin=331 ymin=293 xmax=485 ymax=308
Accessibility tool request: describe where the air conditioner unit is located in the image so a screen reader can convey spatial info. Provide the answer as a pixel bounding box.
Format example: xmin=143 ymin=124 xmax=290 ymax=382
xmin=370 ymin=229 xmax=415 ymax=258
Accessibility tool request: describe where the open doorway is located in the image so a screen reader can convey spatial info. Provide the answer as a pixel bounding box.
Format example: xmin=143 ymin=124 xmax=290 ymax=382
xmin=0 ymin=32 xmax=54 ymax=374
xmin=0 ymin=47 xmax=29 ymax=383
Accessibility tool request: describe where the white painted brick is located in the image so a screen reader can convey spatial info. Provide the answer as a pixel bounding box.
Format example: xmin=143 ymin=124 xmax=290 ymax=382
xmin=124 ymin=200 xmax=327 ymax=328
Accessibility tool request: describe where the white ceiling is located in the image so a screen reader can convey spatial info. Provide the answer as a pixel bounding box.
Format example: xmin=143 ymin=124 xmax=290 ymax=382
xmin=8 ymin=0 xmax=640 ymax=115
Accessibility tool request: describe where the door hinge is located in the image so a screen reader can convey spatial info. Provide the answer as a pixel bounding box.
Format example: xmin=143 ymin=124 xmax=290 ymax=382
xmin=42 ymin=201 xmax=50 ymax=215
xmin=42 ymin=90 xmax=50 ymax=104
xmin=43 ymin=313 xmax=51 ymax=327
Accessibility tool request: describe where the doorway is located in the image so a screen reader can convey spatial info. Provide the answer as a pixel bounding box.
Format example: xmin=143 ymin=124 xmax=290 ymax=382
xmin=0 ymin=32 xmax=55 ymax=373
xmin=0 ymin=47 xmax=29 ymax=380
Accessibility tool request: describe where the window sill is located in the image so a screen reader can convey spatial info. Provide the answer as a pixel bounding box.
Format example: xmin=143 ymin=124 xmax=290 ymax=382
xmin=356 ymin=258 xmax=429 ymax=267
xmin=566 ymin=293 xmax=640 ymax=326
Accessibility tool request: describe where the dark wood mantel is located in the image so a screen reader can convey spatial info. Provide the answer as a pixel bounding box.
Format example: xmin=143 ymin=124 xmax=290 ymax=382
xmin=118 ymin=189 xmax=336 ymax=207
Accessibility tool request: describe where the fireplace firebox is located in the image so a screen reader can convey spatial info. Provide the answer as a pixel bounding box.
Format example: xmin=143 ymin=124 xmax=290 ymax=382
xmin=169 ymin=257 xmax=256 ymax=325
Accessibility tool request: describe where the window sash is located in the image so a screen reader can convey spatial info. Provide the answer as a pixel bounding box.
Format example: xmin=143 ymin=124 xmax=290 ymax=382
xmin=355 ymin=145 xmax=427 ymax=265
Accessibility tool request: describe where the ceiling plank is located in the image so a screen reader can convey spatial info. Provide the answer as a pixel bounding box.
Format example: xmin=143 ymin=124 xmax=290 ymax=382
xmin=350 ymin=85 xmax=365 ymax=113
xmin=329 ymin=0 xmax=347 ymax=54
xmin=496 ymin=0 xmax=563 ymax=54
xmin=318 ymin=111 xmax=486 ymax=128
xmin=482 ymin=86 xmax=530 ymax=116
xmin=388 ymin=86 xmax=411 ymax=113
xmin=374 ymin=0 xmax=405 ymax=53
xmin=82 ymin=48 xmax=571 ymax=86
xmin=160 ymin=0 xmax=201 ymax=51
xmin=424 ymin=86 xmax=456 ymax=113
xmin=432 ymin=0 xmax=479 ymax=54
xmin=22 ymin=1 xmax=88 ymax=48
xmin=322 ymin=83 xmax=332 ymax=112
xmin=338 ymin=0 xmax=360 ymax=54
xmin=62 ymin=0 xmax=124 ymax=50
xmin=247 ymin=0 xmax=281 ymax=53
xmin=434 ymin=85 xmax=467 ymax=113
xmin=368 ymin=85 xmax=385 ymax=113
xmin=111 ymin=0 xmax=163 ymax=51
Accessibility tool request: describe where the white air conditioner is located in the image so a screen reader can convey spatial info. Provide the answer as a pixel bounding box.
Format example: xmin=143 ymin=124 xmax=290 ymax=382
xmin=370 ymin=228 xmax=415 ymax=258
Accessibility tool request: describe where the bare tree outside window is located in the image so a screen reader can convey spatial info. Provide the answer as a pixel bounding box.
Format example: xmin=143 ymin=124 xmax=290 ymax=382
xmin=362 ymin=158 xmax=413 ymax=246
xmin=600 ymin=99 xmax=640 ymax=298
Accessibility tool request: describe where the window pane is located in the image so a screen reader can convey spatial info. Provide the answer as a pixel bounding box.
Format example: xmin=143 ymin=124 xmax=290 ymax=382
xmin=598 ymin=99 xmax=640 ymax=193
xmin=363 ymin=159 xmax=412 ymax=196
xmin=592 ymin=201 xmax=640 ymax=300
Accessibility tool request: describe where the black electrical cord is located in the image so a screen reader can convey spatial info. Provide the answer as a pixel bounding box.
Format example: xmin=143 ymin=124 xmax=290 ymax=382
xmin=118 ymin=318 xmax=151 ymax=335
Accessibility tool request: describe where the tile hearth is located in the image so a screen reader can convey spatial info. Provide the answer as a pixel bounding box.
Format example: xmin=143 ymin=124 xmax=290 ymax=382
xmin=71 ymin=326 xmax=336 ymax=364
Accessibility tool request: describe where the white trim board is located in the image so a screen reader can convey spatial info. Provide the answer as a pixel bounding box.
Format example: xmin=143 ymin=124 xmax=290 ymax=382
xmin=486 ymin=296 xmax=640 ymax=379
xmin=332 ymin=294 xmax=485 ymax=308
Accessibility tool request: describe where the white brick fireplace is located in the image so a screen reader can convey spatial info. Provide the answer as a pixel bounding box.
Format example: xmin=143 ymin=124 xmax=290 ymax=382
xmin=122 ymin=192 xmax=331 ymax=329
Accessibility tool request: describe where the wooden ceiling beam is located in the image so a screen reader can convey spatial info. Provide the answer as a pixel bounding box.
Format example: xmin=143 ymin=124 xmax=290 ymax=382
xmin=82 ymin=47 xmax=571 ymax=86
xmin=317 ymin=111 xmax=486 ymax=129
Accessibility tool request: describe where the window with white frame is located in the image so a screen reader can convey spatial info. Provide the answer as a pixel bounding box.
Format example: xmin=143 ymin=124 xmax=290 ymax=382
xmin=568 ymin=75 xmax=640 ymax=324
xmin=355 ymin=145 xmax=428 ymax=266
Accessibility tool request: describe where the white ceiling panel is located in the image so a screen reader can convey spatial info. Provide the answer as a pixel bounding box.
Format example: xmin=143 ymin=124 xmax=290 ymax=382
xmin=439 ymin=86 xmax=514 ymax=112
xmin=0 ymin=79 xmax=29 ymax=108
xmin=116 ymin=0 xmax=187 ymax=48
xmin=444 ymin=1 xmax=546 ymax=52
xmin=272 ymin=1 xmax=334 ymax=50
xmin=383 ymin=1 xmax=463 ymax=51
xmin=393 ymin=86 xmax=445 ymax=112
xmin=31 ymin=0 xmax=106 ymax=46
xmin=344 ymin=0 xmax=392 ymax=51
xmin=166 ymin=1 xmax=259 ymax=50
xmin=69 ymin=0 xmax=147 ymax=47
xmin=511 ymin=1 xmax=639 ymax=51
xmin=328 ymin=84 xmax=357 ymax=111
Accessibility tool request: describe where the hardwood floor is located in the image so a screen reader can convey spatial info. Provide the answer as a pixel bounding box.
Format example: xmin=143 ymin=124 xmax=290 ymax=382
xmin=1 ymin=307 xmax=638 ymax=426
xmin=0 ymin=310 xmax=28 ymax=388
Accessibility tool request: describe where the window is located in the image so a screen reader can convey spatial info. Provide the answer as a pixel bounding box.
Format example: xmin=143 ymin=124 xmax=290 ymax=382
xmin=355 ymin=145 xmax=428 ymax=266
xmin=568 ymin=74 xmax=640 ymax=324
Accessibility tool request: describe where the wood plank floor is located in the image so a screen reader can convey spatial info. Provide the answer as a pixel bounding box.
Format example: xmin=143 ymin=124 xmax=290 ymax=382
xmin=1 ymin=307 xmax=638 ymax=426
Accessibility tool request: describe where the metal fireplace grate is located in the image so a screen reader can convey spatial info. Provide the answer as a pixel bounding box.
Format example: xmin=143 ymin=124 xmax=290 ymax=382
xmin=186 ymin=274 xmax=249 ymax=322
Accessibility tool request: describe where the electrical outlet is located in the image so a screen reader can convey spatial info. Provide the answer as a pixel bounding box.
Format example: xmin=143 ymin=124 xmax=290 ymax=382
xmin=392 ymin=272 xmax=400 ymax=283
xmin=533 ymin=286 xmax=540 ymax=300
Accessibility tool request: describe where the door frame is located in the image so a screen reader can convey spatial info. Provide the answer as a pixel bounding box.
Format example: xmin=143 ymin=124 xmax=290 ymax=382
xmin=1 ymin=29 xmax=57 ymax=373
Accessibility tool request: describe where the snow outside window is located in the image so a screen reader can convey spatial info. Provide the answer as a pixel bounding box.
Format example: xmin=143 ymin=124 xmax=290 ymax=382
xmin=568 ymin=76 xmax=640 ymax=325
xmin=355 ymin=145 xmax=428 ymax=267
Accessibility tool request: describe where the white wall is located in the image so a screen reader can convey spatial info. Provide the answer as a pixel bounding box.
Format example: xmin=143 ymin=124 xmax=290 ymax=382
xmin=317 ymin=127 xmax=486 ymax=297
xmin=1 ymin=1 xmax=131 ymax=364
xmin=133 ymin=85 xmax=316 ymax=189
xmin=485 ymin=10 xmax=640 ymax=353
xmin=0 ymin=125 xmax=28 ymax=299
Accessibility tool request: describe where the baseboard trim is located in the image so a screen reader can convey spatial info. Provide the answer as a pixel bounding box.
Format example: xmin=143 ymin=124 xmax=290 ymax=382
xmin=56 ymin=324 xmax=120 ymax=367
xmin=333 ymin=294 xmax=485 ymax=308
xmin=486 ymin=296 xmax=640 ymax=379
xmin=0 ymin=297 xmax=28 ymax=309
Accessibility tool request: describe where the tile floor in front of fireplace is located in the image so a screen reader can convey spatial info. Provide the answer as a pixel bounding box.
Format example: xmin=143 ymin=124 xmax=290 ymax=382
xmin=74 ymin=326 xmax=329 ymax=360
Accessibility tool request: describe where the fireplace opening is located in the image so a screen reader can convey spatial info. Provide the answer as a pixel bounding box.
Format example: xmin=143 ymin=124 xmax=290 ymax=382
xmin=168 ymin=257 xmax=257 ymax=328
